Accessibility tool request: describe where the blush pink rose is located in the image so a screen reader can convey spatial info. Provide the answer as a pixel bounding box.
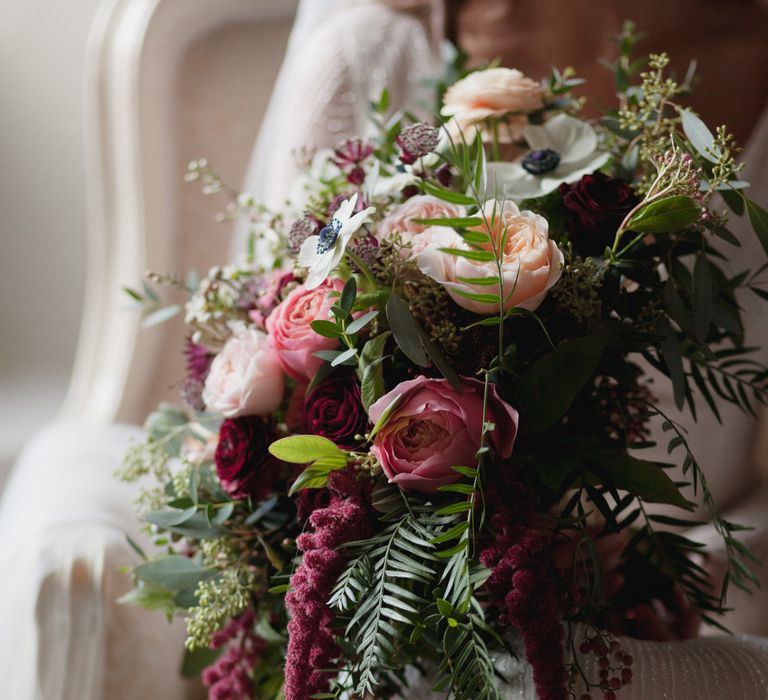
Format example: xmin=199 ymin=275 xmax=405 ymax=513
xmin=442 ymin=67 xmax=544 ymax=141
xmin=369 ymin=376 xmax=518 ymax=493
xmin=417 ymin=199 xmax=563 ymax=315
xmin=202 ymin=325 xmax=284 ymax=417
xmin=377 ymin=195 xmax=466 ymax=257
xmin=266 ymin=278 xmax=344 ymax=381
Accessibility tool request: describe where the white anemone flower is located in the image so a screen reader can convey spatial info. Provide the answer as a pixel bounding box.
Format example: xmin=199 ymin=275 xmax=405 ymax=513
xmin=487 ymin=113 xmax=609 ymax=200
xmin=298 ymin=193 xmax=375 ymax=289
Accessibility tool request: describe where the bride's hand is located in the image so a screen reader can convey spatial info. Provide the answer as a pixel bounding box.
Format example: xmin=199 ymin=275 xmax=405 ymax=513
xmin=627 ymin=586 xmax=701 ymax=641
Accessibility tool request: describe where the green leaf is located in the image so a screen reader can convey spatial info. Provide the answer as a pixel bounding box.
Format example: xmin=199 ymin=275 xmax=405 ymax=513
xmin=721 ymin=188 xmax=745 ymax=216
xmin=660 ymin=326 xmax=686 ymax=410
xmin=145 ymin=510 xmax=226 ymax=539
xmin=385 ymin=294 xmax=429 ymax=367
xmin=692 ymin=254 xmax=712 ymax=345
xmin=516 ymin=335 xmax=607 ymax=435
xmin=451 ymin=289 xmax=500 ymax=306
xmin=369 ymin=393 xmax=405 ymax=439
xmin=135 ymin=555 xmax=218 ymax=590
xmin=358 ymin=332 xmax=390 ymax=412
xmin=411 ymin=216 xmax=484 ymax=228
xmin=118 ymin=582 xmax=177 ymax=614
xmin=679 ymin=109 xmax=720 ymax=164
xmin=181 ymin=646 xmax=222 ymax=678
xmin=144 ymin=402 xmax=189 ymax=457
xmin=310 ymin=320 xmax=343 ymax=338
xmin=455 ymin=275 xmax=501 ymax=287
xmin=331 ymin=347 xmax=358 ymax=367
xmin=627 ymin=195 xmax=701 ymax=233
xmin=422 ymin=180 xmax=475 ymax=206
xmin=744 ymin=197 xmax=768 ymax=257
xmin=340 ymin=277 xmax=357 ymax=313
xmin=268 ymin=435 xmax=345 ymax=463
xmin=142 ymin=304 xmax=181 ymax=328
xmin=591 ymin=451 xmax=692 ymax=510
xmin=431 ymin=522 xmax=470 ymax=545
xmin=438 ymin=247 xmax=495 ymax=262
xmin=418 ymin=330 xmax=463 ymax=393
xmin=346 ymin=309 xmax=379 ymax=335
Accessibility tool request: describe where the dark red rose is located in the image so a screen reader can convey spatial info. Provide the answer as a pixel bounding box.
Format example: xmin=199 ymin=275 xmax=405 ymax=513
xmin=215 ymin=416 xmax=273 ymax=500
xmin=302 ymin=372 xmax=368 ymax=450
xmin=558 ymin=173 xmax=639 ymax=257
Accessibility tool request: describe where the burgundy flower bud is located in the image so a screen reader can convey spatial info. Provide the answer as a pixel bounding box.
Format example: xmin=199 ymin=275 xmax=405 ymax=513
xmin=397 ymin=122 xmax=439 ymax=164
xmin=214 ymin=416 xmax=273 ymax=500
xmin=333 ymin=138 xmax=373 ymax=167
xmin=346 ymin=165 xmax=366 ymax=186
xmin=558 ymin=172 xmax=639 ymax=257
xmin=302 ymin=372 xmax=368 ymax=450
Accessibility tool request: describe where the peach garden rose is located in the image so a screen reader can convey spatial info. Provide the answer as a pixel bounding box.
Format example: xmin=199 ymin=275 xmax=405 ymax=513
xmin=376 ymin=195 xmax=466 ymax=257
xmin=368 ymin=376 xmax=518 ymax=493
xmin=441 ymin=67 xmax=544 ymax=141
xmin=417 ymin=199 xmax=564 ymax=315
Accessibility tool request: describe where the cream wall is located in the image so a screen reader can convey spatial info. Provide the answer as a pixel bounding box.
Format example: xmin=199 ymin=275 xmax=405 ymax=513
xmin=0 ymin=0 xmax=105 ymax=467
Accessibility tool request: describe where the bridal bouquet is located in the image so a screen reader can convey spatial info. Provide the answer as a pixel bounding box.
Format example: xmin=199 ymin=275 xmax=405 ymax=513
xmin=120 ymin=25 xmax=768 ymax=700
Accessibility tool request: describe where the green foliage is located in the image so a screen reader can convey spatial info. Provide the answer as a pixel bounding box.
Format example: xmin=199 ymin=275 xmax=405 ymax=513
xmin=268 ymin=435 xmax=349 ymax=495
xmin=626 ymin=195 xmax=701 ymax=234
xmin=515 ymin=335 xmax=607 ymax=435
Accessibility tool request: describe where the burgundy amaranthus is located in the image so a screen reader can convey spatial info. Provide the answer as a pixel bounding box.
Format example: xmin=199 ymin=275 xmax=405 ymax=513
xmin=202 ymin=608 xmax=265 ymax=700
xmin=480 ymin=481 xmax=569 ymax=700
xmin=182 ymin=338 xmax=214 ymax=411
xmin=284 ymin=474 xmax=371 ymax=700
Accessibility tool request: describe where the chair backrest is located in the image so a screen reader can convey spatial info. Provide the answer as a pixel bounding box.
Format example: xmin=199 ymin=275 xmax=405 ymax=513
xmin=61 ymin=0 xmax=297 ymax=425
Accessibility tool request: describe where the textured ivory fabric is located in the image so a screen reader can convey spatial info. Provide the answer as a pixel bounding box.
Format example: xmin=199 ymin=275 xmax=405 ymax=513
xmin=0 ymin=422 xmax=201 ymax=700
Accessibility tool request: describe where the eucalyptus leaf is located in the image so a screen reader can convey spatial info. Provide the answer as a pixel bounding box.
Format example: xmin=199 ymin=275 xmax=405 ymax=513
xmin=142 ymin=304 xmax=181 ymax=329
xmin=692 ymin=254 xmax=712 ymax=345
xmin=135 ymin=555 xmax=218 ymax=590
xmin=418 ymin=330 xmax=463 ymax=393
xmin=340 ymin=277 xmax=357 ymax=313
xmin=679 ymin=109 xmax=720 ymax=163
xmin=331 ymin=347 xmax=358 ymax=367
xmin=346 ymin=310 xmax=379 ymax=335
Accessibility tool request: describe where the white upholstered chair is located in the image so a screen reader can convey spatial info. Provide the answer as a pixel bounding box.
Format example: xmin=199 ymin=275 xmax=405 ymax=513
xmin=0 ymin=1 xmax=296 ymax=697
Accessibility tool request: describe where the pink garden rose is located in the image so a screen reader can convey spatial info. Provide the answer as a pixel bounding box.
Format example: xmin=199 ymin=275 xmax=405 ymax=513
xmin=442 ymin=67 xmax=544 ymax=141
xmin=369 ymin=376 xmax=518 ymax=493
xmin=266 ymin=278 xmax=344 ymax=381
xmin=202 ymin=325 xmax=284 ymax=417
xmin=377 ymin=195 xmax=465 ymax=257
xmin=417 ymin=199 xmax=563 ymax=314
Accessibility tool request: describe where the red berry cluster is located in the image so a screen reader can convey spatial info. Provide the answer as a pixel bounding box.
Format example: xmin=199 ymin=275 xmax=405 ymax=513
xmin=576 ymin=631 xmax=633 ymax=700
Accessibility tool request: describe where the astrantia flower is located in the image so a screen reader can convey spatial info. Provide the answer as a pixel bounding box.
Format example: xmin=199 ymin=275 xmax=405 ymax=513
xmin=487 ymin=114 xmax=609 ymax=200
xmin=298 ymin=193 xmax=375 ymax=289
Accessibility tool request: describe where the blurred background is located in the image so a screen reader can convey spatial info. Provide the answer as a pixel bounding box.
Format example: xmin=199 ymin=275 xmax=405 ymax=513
xmin=0 ymin=0 xmax=104 ymax=482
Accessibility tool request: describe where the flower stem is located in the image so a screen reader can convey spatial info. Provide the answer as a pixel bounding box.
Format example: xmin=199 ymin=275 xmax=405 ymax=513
xmin=346 ymin=248 xmax=378 ymax=290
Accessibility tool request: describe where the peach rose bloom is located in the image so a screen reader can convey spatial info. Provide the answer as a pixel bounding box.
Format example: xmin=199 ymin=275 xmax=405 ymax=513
xmin=376 ymin=195 xmax=466 ymax=256
xmin=442 ymin=67 xmax=544 ymax=141
xmin=202 ymin=325 xmax=284 ymax=417
xmin=417 ymin=200 xmax=563 ymax=315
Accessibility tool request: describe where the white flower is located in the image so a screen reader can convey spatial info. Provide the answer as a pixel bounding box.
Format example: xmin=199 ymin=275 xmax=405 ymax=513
xmin=298 ymin=193 xmax=375 ymax=288
xmin=487 ymin=114 xmax=609 ymax=200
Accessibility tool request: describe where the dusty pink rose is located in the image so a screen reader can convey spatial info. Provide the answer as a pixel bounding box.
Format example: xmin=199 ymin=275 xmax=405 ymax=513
xmin=442 ymin=67 xmax=544 ymax=141
xmin=417 ymin=199 xmax=563 ymax=315
xmin=377 ymin=195 xmax=466 ymax=256
xmin=369 ymin=376 xmax=518 ymax=493
xmin=202 ymin=325 xmax=284 ymax=417
xmin=266 ymin=278 xmax=344 ymax=382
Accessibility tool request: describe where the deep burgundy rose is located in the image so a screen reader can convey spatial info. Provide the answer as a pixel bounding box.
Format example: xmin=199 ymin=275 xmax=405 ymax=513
xmin=558 ymin=172 xmax=639 ymax=257
xmin=302 ymin=372 xmax=368 ymax=450
xmin=215 ymin=416 xmax=273 ymax=500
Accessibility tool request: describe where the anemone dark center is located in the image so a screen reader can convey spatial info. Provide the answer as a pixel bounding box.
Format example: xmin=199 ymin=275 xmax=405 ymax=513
xmin=522 ymin=148 xmax=561 ymax=175
xmin=316 ymin=218 xmax=342 ymax=254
